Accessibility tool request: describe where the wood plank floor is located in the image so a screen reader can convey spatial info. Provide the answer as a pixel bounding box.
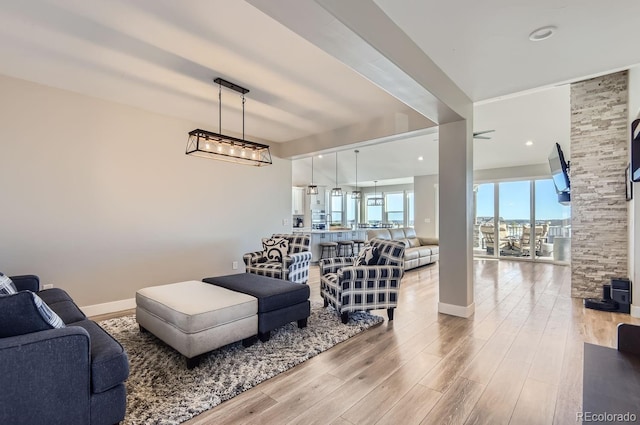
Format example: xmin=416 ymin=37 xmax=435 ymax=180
xmin=99 ymin=260 xmax=640 ymax=424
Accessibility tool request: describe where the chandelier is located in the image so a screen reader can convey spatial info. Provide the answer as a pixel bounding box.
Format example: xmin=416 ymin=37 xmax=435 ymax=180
xmin=307 ymin=156 xmax=319 ymax=195
xmin=186 ymin=78 xmax=272 ymax=166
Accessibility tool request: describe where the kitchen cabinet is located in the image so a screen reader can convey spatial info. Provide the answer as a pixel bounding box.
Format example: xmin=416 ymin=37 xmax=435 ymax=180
xmin=292 ymin=186 xmax=305 ymax=215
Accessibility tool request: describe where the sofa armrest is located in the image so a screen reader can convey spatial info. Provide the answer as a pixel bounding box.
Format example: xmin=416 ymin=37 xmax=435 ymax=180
xmin=618 ymin=323 xmax=640 ymax=355
xmin=418 ymin=237 xmax=439 ymax=246
xmin=9 ymin=274 xmax=40 ymax=292
xmin=0 ymin=327 xmax=92 ymax=425
xmin=320 ymin=257 xmax=355 ymax=275
xmin=243 ymin=250 xmax=265 ymax=266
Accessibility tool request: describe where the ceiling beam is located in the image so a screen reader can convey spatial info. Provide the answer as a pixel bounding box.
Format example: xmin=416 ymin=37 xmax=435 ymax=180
xmin=246 ymin=0 xmax=472 ymax=125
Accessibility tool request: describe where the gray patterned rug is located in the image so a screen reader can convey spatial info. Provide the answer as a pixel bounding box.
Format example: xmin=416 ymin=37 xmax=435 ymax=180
xmin=99 ymin=303 xmax=384 ymax=425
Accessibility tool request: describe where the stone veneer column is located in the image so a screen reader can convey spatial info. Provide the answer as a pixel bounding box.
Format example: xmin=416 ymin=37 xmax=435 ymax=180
xmin=570 ymin=71 xmax=629 ymax=298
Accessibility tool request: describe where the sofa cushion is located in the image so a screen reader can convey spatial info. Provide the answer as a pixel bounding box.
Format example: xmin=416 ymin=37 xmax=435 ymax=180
xmin=0 ymin=273 xmax=17 ymax=295
xmin=366 ymin=229 xmax=391 ymax=240
xmin=415 ymin=246 xmax=433 ymax=257
xmin=70 ymin=319 xmax=129 ymax=394
xmin=389 ymin=228 xmax=406 ymax=240
xmin=404 ymin=228 xmax=417 ymax=238
xmin=354 ymin=246 xmax=379 ymax=266
xmin=404 ymin=248 xmax=421 ymax=261
xmin=38 ymin=288 xmax=87 ymax=324
xmin=262 ymin=237 xmax=289 ymax=263
xmin=0 ymin=291 xmax=65 ymax=338
xmin=427 ymin=245 xmax=439 ymax=255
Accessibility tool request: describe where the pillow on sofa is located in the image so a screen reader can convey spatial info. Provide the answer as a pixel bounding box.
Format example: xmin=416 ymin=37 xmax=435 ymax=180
xmin=262 ymin=237 xmax=289 ymax=263
xmin=354 ymin=246 xmax=379 ymax=266
xmin=0 ymin=291 xmax=65 ymax=338
xmin=407 ymin=238 xmax=421 ymax=248
xmin=0 ymin=272 xmax=17 ymax=295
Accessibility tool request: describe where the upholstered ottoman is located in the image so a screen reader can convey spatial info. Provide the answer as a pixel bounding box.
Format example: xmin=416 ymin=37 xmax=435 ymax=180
xmin=202 ymin=273 xmax=310 ymax=342
xmin=136 ymin=280 xmax=258 ymax=369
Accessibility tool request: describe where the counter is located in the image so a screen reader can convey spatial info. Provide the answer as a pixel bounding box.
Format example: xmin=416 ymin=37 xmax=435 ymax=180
xmin=293 ymin=229 xmax=367 ymax=263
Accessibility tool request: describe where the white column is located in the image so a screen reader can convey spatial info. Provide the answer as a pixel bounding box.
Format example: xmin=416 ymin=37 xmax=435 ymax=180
xmin=438 ymin=120 xmax=474 ymax=317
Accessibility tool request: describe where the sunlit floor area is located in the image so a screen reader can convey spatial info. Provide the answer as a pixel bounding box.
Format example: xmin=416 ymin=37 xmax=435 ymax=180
xmin=182 ymin=260 xmax=638 ymax=425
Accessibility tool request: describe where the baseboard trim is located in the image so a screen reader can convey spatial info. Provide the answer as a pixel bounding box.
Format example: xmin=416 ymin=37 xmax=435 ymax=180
xmin=631 ymin=305 xmax=640 ymax=319
xmin=438 ymin=301 xmax=475 ymax=318
xmin=81 ymin=298 xmax=136 ymax=317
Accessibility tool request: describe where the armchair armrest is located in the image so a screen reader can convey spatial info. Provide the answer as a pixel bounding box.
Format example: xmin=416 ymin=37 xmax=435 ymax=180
xmin=418 ymin=237 xmax=439 ymax=246
xmin=284 ymin=251 xmax=312 ymax=268
xmin=9 ymin=274 xmax=40 ymax=292
xmin=319 ymin=257 xmax=355 ymax=275
xmin=243 ymin=251 xmax=265 ymax=266
xmin=338 ymin=265 xmax=404 ymax=284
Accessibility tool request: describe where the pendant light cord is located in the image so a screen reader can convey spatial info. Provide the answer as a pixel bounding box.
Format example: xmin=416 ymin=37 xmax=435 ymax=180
xmin=242 ymin=94 xmax=246 ymax=141
xmin=335 ymin=152 xmax=338 ymax=187
xmin=218 ymin=81 xmax=222 ymax=134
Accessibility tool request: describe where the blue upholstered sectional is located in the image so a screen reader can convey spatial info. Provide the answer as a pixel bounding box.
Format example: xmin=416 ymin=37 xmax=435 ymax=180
xmin=0 ymin=275 xmax=129 ymax=425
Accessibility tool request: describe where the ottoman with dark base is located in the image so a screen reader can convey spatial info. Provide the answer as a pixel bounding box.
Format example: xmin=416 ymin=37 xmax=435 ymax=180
xmin=202 ymin=273 xmax=310 ymax=342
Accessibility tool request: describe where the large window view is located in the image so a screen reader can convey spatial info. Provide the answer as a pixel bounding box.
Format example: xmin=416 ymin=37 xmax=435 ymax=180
xmin=474 ymin=179 xmax=571 ymax=264
xmin=330 ymin=194 xmax=343 ymax=224
xmin=385 ymin=192 xmax=404 ymax=226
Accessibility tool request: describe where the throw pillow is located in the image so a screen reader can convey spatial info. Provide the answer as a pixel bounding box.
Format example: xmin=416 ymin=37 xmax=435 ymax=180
xmin=408 ymin=238 xmax=421 ymax=248
xmin=0 ymin=273 xmax=17 ymax=295
xmin=31 ymin=292 xmax=65 ymax=329
xmin=354 ymin=246 xmax=379 ymax=266
xmin=262 ymin=237 xmax=289 ymax=263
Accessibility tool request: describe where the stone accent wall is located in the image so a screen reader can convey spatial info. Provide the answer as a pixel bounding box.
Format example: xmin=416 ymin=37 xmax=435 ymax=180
xmin=571 ymin=71 xmax=629 ymax=298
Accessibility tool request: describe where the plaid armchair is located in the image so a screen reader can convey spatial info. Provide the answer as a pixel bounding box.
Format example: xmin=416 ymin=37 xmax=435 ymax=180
xmin=243 ymin=234 xmax=312 ymax=284
xmin=320 ymin=239 xmax=405 ymax=324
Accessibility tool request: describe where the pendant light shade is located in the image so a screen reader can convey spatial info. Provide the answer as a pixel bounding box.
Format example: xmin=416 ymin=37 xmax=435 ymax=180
xmin=331 ymin=152 xmax=342 ymax=196
xmin=367 ymin=180 xmax=384 ymax=206
xmin=186 ymin=78 xmax=272 ymax=166
xmin=352 ymin=150 xmax=361 ymax=199
xmin=307 ymin=156 xmax=318 ymax=195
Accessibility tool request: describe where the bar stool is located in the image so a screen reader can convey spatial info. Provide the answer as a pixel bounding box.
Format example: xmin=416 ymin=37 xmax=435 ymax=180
xmin=319 ymin=242 xmax=338 ymax=259
xmin=337 ymin=240 xmax=355 ymax=257
xmin=352 ymin=239 xmax=366 ymax=255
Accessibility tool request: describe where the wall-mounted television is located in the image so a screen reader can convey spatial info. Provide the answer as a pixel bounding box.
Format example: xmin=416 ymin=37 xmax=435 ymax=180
xmin=632 ymin=118 xmax=640 ymax=182
xmin=548 ymin=142 xmax=570 ymax=204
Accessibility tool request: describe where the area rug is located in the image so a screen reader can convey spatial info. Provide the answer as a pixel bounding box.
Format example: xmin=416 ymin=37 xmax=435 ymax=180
xmin=99 ymin=302 xmax=384 ymax=425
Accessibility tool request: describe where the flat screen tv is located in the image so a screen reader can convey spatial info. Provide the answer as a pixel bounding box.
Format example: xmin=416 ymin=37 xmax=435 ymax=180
xmin=632 ymin=118 xmax=640 ymax=182
xmin=548 ymin=142 xmax=570 ymax=204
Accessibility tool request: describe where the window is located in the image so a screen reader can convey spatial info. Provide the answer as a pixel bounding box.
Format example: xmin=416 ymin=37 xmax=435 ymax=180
xmin=330 ymin=194 xmax=343 ymax=224
xmin=346 ymin=196 xmax=358 ymax=228
xmin=407 ymin=191 xmax=414 ymax=227
xmin=366 ymin=194 xmax=382 ymax=223
xmin=385 ymin=192 xmax=404 ymax=226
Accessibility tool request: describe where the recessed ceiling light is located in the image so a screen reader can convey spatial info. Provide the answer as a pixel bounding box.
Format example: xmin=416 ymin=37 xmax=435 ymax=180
xmin=418 ymin=156 xmax=424 ymax=161
xmin=526 ymin=140 xmax=533 ymax=146
xmin=318 ymin=154 xmax=323 ymax=158
xmin=529 ymin=26 xmax=556 ymax=42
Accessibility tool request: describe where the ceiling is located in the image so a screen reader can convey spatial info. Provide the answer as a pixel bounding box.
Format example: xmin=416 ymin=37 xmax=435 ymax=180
xmin=0 ymin=0 xmax=638 ymax=184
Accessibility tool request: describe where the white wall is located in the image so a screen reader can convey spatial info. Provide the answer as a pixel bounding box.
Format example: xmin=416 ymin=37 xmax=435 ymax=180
xmin=414 ymin=174 xmax=438 ymax=237
xmin=0 ymin=74 xmax=292 ymax=307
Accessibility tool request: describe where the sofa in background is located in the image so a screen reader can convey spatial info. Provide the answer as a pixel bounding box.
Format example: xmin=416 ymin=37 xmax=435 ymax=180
xmin=366 ymin=227 xmax=439 ymax=270
xmin=0 ymin=274 xmax=129 ymax=425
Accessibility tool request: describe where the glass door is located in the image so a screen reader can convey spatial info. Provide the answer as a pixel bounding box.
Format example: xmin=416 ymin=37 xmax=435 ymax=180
xmin=498 ymin=181 xmax=531 ymax=258
xmin=474 ymin=183 xmax=495 ymax=257
xmin=534 ymin=179 xmax=571 ymax=262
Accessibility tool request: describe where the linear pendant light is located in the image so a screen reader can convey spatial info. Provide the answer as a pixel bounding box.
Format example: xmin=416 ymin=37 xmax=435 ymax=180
xmin=331 ymin=152 xmax=342 ymax=196
xmin=186 ymin=78 xmax=272 ymax=166
xmin=307 ymin=156 xmax=318 ymax=195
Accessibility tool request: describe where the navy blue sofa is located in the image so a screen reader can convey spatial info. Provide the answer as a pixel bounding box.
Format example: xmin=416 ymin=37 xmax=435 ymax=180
xmin=0 ymin=275 xmax=129 ymax=425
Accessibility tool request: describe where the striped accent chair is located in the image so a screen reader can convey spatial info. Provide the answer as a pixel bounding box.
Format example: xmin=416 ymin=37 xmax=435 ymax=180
xmin=243 ymin=234 xmax=312 ymax=284
xmin=320 ymin=238 xmax=405 ymax=323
